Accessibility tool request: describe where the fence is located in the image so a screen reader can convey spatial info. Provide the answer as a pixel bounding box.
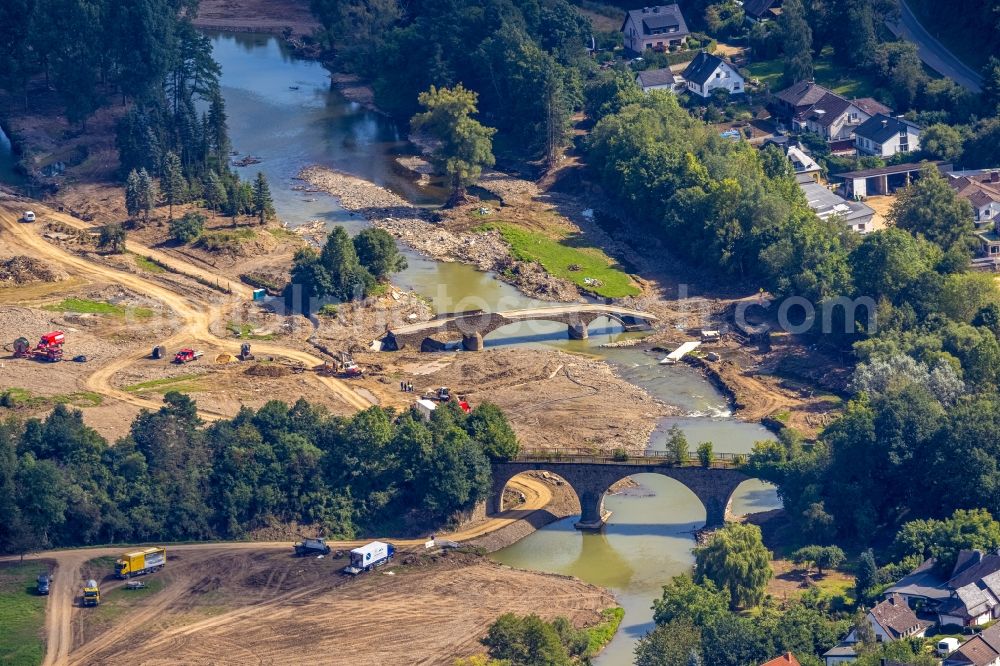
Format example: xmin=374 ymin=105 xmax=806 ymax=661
xmin=511 ymin=448 xmax=745 ymax=469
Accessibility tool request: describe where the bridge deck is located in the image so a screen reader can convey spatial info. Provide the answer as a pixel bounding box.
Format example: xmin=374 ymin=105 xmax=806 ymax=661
xmin=388 ymin=304 xmax=657 ymax=335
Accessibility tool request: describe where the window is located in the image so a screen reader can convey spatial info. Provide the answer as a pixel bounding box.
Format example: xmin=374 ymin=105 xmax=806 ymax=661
xmin=715 ymin=72 xmax=721 ymax=78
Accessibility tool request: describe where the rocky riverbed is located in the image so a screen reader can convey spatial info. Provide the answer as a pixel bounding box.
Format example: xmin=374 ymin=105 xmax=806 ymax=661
xmin=297 ymin=165 xmax=580 ymax=301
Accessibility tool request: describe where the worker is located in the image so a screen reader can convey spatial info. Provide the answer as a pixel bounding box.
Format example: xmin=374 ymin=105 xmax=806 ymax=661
xmin=407 ymin=381 xmax=413 ymax=393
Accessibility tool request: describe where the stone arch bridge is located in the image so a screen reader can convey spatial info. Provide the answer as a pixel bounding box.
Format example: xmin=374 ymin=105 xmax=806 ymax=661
xmin=375 ymin=305 xmax=657 ymax=351
xmin=491 ymin=451 xmax=749 ymax=530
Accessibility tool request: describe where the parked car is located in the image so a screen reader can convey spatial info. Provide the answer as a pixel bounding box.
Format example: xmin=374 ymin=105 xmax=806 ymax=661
xmin=36 ymin=574 xmax=50 ymax=595
xmin=21 ymin=211 xmax=35 ymax=223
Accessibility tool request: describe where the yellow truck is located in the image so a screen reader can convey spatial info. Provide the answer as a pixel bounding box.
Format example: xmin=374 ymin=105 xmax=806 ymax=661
xmin=82 ymin=579 xmax=100 ymax=606
xmin=116 ymin=546 xmax=167 ymax=579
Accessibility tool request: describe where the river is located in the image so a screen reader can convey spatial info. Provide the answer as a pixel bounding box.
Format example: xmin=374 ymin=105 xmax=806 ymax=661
xmin=212 ymin=31 xmax=782 ymax=665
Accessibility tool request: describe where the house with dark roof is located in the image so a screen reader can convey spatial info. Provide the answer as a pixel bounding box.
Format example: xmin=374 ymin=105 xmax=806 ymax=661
xmin=682 ymin=52 xmax=744 ymax=98
xmin=800 ymin=179 xmax=875 ymax=233
xmin=636 ymin=67 xmax=685 ymax=93
xmin=823 ymin=594 xmax=928 ymax=664
xmin=772 ymin=81 xmax=891 ymax=147
xmin=949 ymin=170 xmax=1000 ymax=228
xmin=885 ymin=549 xmax=1000 ymax=628
xmin=943 ymin=622 xmax=1000 ymax=666
xmin=621 ymin=5 xmax=689 ymax=54
xmin=855 ymin=114 xmax=921 ymax=156
xmin=743 ymin=0 xmax=782 ymax=22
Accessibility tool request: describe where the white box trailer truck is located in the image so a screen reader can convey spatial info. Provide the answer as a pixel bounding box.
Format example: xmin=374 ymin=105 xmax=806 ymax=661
xmin=344 ymin=541 xmax=395 ymax=575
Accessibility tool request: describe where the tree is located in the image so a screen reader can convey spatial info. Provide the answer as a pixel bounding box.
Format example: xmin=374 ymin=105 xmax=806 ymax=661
xmin=855 ymin=549 xmax=878 ymax=601
xmin=666 ymin=425 xmax=689 ymax=465
xmin=125 ymin=169 xmax=143 ymax=221
xmin=482 ymin=613 xmax=572 ymax=666
xmin=204 ymin=171 xmax=227 ymax=214
xmin=137 ymin=168 xmax=155 ymax=223
xmin=352 ymin=228 xmax=407 ymax=280
xmin=851 ymin=608 xmax=877 ymax=652
xmin=894 ymin=509 xmax=1000 ymax=574
xmin=170 ymin=212 xmax=205 ymax=244
xmin=697 ymin=442 xmax=714 ymax=468
xmin=652 ymin=575 xmax=730 ymax=627
xmin=921 ymin=123 xmax=965 ymax=162
xmin=888 ymin=168 xmax=974 ymax=252
xmin=410 ymin=85 xmax=496 ymax=203
xmin=252 ymin=172 xmax=275 ymax=225
xmin=792 ymin=545 xmax=845 ymax=575
xmin=161 ymin=151 xmax=186 ymax=220
xmin=635 ymin=618 xmax=702 ymax=666
xmin=98 ymin=223 xmax=127 ymax=254
xmin=778 ymin=0 xmax=813 ymax=86
xmin=982 ymin=56 xmax=1000 ymax=114
xmin=465 ymin=403 xmax=519 ymax=461
xmin=694 ymin=523 xmax=772 ymax=609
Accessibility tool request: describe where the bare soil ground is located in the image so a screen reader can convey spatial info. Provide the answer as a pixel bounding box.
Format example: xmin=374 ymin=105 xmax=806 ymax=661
xmin=864 ymin=194 xmax=896 ymax=231
xmin=354 ymin=347 xmax=674 ymax=452
xmin=68 ymin=549 xmax=615 ymax=666
xmin=192 ymin=0 xmax=320 ymax=37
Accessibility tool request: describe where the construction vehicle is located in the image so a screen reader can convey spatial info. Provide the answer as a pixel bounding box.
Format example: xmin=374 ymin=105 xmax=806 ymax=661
xmin=238 ymin=343 xmax=254 ymax=361
xmin=173 ymin=349 xmax=203 ymax=364
xmin=82 ymin=579 xmax=100 ymax=606
xmin=340 ymin=360 xmax=363 ymax=378
xmin=15 ymin=331 xmax=65 ymax=362
xmin=151 ymin=345 xmax=165 ymax=359
xmin=344 ymin=541 xmax=395 ymax=575
xmin=293 ymin=537 xmax=331 ymax=557
xmin=116 ymin=546 xmax=166 ymax=578
xmin=423 ymin=386 xmax=451 ymax=402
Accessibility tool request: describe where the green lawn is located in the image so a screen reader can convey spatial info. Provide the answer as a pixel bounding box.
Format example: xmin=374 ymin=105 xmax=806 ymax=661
xmin=479 ymin=223 xmax=640 ymax=298
xmin=226 ymin=322 xmax=276 ymax=341
xmin=41 ymin=298 xmax=153 ymax=319
xmin=129 ymin=253 xmax=167 ymax=274
xmin=1 ymin=387 xmax=103 ymax=409
xmin=0 ymin=563 xmax=49 ymax=666
xmin=749 ymin=49 xmax=880 ymax=98
xmin=583 ymin=607 xmax=625 ymax=657
xmin=123 ymin=374 xmax=205 ymax=394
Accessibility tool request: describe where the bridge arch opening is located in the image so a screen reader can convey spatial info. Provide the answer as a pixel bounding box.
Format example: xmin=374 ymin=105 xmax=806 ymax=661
xmin=728 ymin=478 xmax=782 ymax=519
xmin=494 ymin=470 xmax=580 ymax=517
xmin=481 ymin=315 xmax=630 ymax=349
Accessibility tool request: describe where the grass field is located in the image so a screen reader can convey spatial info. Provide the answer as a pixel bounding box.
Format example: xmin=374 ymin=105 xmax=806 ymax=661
xmin=130 ymin=253 xmax=167 ymax=273
xmin=226 ymin=322 xmax=276 ymax=340
xmin=42 ymin=298 xmax=154 ymax=319
xmin=0 ymin=563 xmax=49 ymax=666
xmin=478 ymin=222 xmax=640 ymax=298
xmin=123 ymin=374 xmax=205 ymax=394
xmin=1 ymin=387 xmax=103 ymax=409
xmin=748 ymin=49 xmax=880 ymax=98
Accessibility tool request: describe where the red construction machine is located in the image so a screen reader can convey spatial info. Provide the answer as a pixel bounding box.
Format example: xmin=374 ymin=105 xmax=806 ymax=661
xmin=13 ymin=331 xmax=65 ymax=362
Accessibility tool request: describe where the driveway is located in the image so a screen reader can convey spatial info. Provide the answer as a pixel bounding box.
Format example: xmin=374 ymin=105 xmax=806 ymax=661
xmin=886 ymin=0 xmax=983 ymax=93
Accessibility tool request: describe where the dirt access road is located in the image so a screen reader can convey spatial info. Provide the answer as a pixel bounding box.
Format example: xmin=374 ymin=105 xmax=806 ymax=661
xmin=0 ymin=202 xmax=372 ymax=414
xmin=11 ymin=475 xmax=551 ymax=666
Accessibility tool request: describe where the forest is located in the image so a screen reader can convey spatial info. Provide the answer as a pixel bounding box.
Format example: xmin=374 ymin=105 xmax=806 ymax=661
xmin=0 ymin=394 xmax=520 ymax=555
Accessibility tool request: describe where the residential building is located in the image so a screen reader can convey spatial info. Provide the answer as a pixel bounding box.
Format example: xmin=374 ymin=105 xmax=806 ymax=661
xmin=682 ymin=52 xmax=744 ymax=98
xmin=636 ymin=67 xmax=685 ymax=94
xmin=786 ymin=144 xmax=822 ymax=180
xmin=948 ymin=170 xmax=1000 ymax=228
xmin=822 ymin=642 xmax=857 ymax=665
xmin=773 ymin=81 xmax=891 ymax=148
xmin=799 ymin=179 xmax=875 ymax=233
xmin=943 ymin=622 xmax=1000 ymax=666
xmin=762 ymin=654 xmax=801 ymax=666
xmin=855 ymin=114 xmax=921 ymax=156
xmin=823 ymin=595 xmax=928 ymax=665
xmin=886 ymin=549 xmax=1000 ymax=628
xmin=621 ymin=5 xmax=689 ymax=54
xmin=743 ymin=0 xmax=782 ymax=22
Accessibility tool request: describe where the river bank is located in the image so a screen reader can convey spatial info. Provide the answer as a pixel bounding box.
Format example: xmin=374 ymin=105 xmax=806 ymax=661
xmin=299 ymin=165 xmax=582 ymax=301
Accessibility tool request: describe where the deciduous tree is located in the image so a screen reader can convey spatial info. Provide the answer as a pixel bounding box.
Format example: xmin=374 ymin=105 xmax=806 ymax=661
xmin=694 ymin=523 xmax=772 ymax=609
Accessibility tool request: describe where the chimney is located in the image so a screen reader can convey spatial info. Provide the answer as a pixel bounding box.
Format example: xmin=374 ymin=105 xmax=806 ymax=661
xmin=881 ymin=118 xmax=888 ymax=128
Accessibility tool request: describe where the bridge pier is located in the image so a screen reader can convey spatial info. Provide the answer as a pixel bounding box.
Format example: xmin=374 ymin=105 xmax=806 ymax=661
xmin=462 ymin=332 xmax=484 ymax=351
xmin=567 ymin=323 xmax=588 ymax=340
xmin=574 ymin=490 xmax=611 ymax=530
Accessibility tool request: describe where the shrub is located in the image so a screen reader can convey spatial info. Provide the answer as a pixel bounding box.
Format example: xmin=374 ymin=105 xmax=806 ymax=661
xmin=170 ymin=212 xmax=206 ymax=244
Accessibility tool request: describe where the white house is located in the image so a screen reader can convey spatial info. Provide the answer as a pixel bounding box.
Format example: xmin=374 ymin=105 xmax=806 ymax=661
xmin=636 ymin=67 xmax=685 ymax=94
xmin=621 ymin=5 xmax=690 ymax=54
xmin=799 ymin=179 xmax=875 ymax=233
xmin=854 ymin=114 xmax=921 ymax=156
xmin=824 ymin=595 xmax=927 ymax=665
xmin=949 ymin=170 xmax=1000 ymax=228
xmin=682 ymin=52 xmax=744 ymax=98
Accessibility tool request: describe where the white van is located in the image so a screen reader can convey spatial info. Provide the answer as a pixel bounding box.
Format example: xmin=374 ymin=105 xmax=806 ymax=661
xmin=22 ymin=211 xmax=35 ymax=222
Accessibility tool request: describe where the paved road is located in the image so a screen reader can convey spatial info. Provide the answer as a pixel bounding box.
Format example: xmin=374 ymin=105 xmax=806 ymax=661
xmin=887 ymin=0 xmax=983 ymax=93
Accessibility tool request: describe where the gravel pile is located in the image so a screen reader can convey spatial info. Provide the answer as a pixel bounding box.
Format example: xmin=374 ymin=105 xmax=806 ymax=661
xmin=0 ymin=255 xmax=61 ymax=284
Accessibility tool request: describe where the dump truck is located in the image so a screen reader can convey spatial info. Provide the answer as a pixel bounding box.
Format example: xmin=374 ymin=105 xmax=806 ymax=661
xmin=82 ymin=580 xmax=100 ymax=606
xmin=293 ymin=538 xmax=331 ymax=557
xmin=116 ymin=546 xmax=166 ymax=579
xmin=173 ymin=349 xmax=203 ymax=364
xmin=344 ymin=541 xmax=395 ymax=575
